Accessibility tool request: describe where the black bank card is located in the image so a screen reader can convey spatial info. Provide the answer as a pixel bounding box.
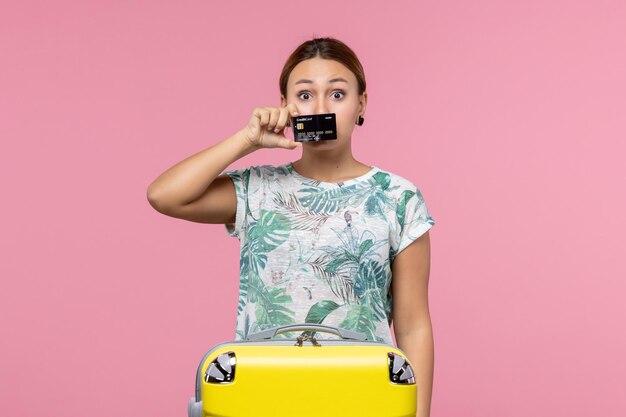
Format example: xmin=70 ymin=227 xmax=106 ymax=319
xmin=292 ymin=113 xmax=337 ymax=142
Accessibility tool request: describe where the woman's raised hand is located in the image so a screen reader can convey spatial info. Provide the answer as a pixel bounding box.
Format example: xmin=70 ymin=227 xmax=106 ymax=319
xmin=243 ymin=104 xmax=302 ymax=150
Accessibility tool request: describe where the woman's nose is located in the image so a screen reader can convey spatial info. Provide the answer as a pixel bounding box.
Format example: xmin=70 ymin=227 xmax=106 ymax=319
xmin=314 ymin=99 xmax=328 ymax=114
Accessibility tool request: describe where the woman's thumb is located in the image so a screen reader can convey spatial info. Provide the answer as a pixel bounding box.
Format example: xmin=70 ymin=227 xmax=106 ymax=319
xmin=278 ymin=137 xmax=301 ymax=149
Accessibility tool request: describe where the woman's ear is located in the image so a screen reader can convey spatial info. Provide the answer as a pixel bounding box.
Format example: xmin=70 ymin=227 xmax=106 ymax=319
xmin=359 ymin=91 xmax=368 ymax=115
xmin=280 ymin=95 xmax=286 ymax=107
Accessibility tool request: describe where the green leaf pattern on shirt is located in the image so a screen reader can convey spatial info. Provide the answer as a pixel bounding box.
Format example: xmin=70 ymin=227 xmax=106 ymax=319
xmin=226 ymin=165 xmax=434 ymax=344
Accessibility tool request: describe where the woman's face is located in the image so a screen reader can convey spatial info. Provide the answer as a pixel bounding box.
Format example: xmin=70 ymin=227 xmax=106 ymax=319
xmin=281 ymin=57 xmax=367 ymax=146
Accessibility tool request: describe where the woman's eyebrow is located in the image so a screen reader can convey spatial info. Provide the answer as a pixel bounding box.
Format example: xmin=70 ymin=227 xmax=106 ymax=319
xmin=294 ymin=78 xmax=349 ymax=85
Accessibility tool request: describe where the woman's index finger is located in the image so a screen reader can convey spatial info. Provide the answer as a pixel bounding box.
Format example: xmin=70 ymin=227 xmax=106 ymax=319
xmin=285 ymin=102 xmax=299 ymax=116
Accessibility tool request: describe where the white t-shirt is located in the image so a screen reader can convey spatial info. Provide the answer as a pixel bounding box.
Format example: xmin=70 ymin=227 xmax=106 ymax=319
xmin=223 ymin=162 xmax=435 ymax=345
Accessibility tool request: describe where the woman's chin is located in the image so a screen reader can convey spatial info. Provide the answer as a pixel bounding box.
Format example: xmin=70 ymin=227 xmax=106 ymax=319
xmin=305 ymin=139 xmax=337 ymax=146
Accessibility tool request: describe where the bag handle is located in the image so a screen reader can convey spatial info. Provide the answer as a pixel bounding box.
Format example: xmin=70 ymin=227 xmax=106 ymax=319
xmin=245 ymin=324 xmax=368 ymax=342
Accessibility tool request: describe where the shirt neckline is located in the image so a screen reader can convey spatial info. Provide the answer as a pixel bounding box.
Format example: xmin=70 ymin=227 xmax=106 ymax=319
xmin=285 ymin=162 xmax=380 ymax=187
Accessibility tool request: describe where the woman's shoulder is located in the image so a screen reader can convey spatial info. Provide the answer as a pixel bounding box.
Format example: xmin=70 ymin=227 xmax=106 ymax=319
xmin=225 ymin=163 xmax=291 ymax=177
xmin=372 ymin=165 xmax=422 ymax=193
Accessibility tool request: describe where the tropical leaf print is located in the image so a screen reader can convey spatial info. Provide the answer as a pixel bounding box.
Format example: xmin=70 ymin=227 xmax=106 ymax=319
xmin=338 ymin=304 xmax=378 ymax=342
xmin=255 ymin=294 xmax=295 ymax=328
xmin=414 ymin=188 xmax=436 ymax=227
xmin=363 ymin=173 xmax=401 ymax=220
xmin=237 ymin=242 xmax=248 ymax=316
xmin=296 ymin=177 xmax=323 ymax=187
xmin=307 ymin=254 xmax=357 ymax=304
xmin=320 ymin=227 xmax=387 ymax=265
xmin=384 ymin=292 xmax=393 ymax=326
xmin=272 ymin=191 xmax=333 ymax=232
xmin=248 ymin=209 xmax=291 ymax=253
xmin=247 ymin=274 xmax=295 ymax=328
xmin=353 ymin=260 xmax=388 ymax=323
xmin=372 ymin=172 xmax=391 ymax=190
xmin=236 ymin=240 xmax=256 ymax=317
xmin=236 ymin=273 xmax=249 ymax=318
xmin=233 ymin=171 xmax=268 ymax=334
xmin=304 ymin=300 xmax=342 ymax=324
xmin=236 ymin=313 xmax=263 ymax=340
xmin=389 ymin=246 xmax=399 ymax=263
xmin=229 ymin=165 xmax=434 ymax=346
xmin=298 ymin=184 xmax=371 ymax=213
xmin=396 ymin=189 xmax=417 ymax=228
xmin=305 ymin=221 xmax=389 ymax=305
xmin=243 ymin=235 xmax=268 ymax=283
xmin=297 ymin=300 xmax=343 ymax=338
xmin=364 ymin=192 xmax=386 ymax=218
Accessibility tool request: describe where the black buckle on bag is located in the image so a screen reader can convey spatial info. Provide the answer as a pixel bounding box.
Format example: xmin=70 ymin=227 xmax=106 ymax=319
xmin=294 ymin=333 xmax=321 ymax=347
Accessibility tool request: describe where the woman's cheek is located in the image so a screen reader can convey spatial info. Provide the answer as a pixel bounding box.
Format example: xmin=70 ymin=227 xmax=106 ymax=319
xmin=336 ymin=116 xmax=353 ymax=140
xmin=338 ymin=108 xmax=355 ymax=129
xmin=298 ymin=105 xmax=314 ymax=114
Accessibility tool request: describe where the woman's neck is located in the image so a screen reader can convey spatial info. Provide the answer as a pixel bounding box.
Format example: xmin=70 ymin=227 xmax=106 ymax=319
xmin=291 ymin=149 xmax=371 ymax=183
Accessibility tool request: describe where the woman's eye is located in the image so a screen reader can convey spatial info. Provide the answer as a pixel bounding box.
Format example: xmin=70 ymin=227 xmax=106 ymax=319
xmin=298 ymin=91 xmax=344 ymax=100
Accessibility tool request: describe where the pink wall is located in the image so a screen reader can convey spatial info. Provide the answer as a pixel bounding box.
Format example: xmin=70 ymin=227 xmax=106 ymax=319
xmin=1 ymin=1 xmax=624 ymax=416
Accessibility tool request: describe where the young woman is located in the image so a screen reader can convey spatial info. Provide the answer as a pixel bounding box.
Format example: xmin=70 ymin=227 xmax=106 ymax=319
xmin=147 ymin=37 xmax=436 ymax=416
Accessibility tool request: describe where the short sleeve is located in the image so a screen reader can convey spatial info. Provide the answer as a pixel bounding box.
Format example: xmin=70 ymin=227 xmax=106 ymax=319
xmin=391 ymin=186 xmax=436 ymax=260
xmin=222 ymin=167 xmax=250 ymax=239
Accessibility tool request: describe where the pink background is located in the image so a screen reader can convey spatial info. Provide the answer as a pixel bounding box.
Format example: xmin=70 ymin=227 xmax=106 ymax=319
xmin=1 ymin=1 xmax=624 ymax=416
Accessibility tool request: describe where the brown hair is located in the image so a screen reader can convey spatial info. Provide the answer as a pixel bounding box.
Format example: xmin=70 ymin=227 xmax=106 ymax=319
xmin=279 ymin=37 xmax=366 ymax=98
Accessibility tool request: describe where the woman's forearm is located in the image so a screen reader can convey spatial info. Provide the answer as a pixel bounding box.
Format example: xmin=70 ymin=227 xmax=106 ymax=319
xmin=396 ymin=326 xmax=434 ymax=417
xmin=147 ymin=128 xmax=257 ymax=208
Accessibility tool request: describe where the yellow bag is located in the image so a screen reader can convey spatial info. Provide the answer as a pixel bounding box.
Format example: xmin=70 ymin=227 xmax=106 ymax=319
xmin=188 ymin=324 xmax=417 ymax=417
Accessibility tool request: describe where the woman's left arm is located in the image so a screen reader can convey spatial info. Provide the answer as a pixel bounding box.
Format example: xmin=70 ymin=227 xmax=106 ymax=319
xmin=391 ymin=231 xmax=434 ymax=417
